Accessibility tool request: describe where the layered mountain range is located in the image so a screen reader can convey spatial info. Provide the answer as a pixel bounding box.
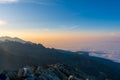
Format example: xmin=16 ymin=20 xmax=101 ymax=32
xmin=0 ymin=36 xmax=120 ymax=80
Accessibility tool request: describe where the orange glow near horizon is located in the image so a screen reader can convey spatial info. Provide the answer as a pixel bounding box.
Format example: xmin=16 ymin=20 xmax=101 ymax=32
xmin=0 ymin=29 xmax=116 ymax=51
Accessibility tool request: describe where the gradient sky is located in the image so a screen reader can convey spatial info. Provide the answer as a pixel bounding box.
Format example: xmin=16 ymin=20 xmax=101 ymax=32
xmin=0 ymin=0 xmax=120 ymax=51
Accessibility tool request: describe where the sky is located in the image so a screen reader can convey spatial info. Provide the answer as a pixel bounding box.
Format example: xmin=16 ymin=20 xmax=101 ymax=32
xmin=0 ymin=0 xmax=120 ymax=51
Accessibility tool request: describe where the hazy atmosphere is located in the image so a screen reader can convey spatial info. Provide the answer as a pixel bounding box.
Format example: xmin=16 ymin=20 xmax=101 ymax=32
xmin=0 ymin=0 xmax=120 ymax=51
xmin=0 ymin=0 xmax=120 ymax=80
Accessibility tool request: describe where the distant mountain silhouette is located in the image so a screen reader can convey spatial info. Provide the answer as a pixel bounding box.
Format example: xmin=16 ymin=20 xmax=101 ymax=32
xmin=0 ymin=36 xmax=27 ymax=43
xmin=0 ymin=36 xmax=120 ymax=80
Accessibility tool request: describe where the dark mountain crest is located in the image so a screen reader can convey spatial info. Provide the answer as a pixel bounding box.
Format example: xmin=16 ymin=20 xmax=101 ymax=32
xmin=0 ymin=36 xmax=120 ymax=80
xmin=0 ymin=36 xmax=45 ymax=48
xmin=0 ymin=36 xmax=26 ymax=43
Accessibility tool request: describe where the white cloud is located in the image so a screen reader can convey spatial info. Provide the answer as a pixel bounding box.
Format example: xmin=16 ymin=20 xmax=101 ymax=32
xmin=22 ymin=0 xmax=56 ymax=6
xmin=43 ymin=28 xmax=50 ymax=32
xmin=69 ymin=25 xmax=80 ymax=30
xmin=0 ymin=0 xmax=57 ymax=5
xmin=0 ymin=20 xmax=7 ymax=26
xmin=0 ymin=0 xmax=18 ymax=3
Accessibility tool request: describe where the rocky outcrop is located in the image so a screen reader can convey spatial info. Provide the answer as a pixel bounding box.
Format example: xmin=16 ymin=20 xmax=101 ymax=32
xmin=0 ymin=64 xmax=113 ymax=80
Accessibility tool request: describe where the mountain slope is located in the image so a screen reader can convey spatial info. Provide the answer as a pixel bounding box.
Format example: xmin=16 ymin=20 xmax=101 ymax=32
xmin=0 ymin=37 xmax=120 ymax=80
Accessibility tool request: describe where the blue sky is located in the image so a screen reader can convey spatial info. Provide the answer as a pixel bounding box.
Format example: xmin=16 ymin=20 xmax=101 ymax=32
xmin=0 ymin=0 xmax=120 ymax=51
xmin=0 ymin=0 xmax=120 ymax=34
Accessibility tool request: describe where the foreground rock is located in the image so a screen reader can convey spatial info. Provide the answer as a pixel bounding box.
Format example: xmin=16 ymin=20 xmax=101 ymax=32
xmin=0 ymin=64 xmax=112 ymax=80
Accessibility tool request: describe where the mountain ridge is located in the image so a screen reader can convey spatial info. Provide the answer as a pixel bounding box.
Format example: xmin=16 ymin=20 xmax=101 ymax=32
xmin=0 ymin=36 xmax=27 ymax=44
xmin=0 ymin=36 xmax=120 ymax=80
